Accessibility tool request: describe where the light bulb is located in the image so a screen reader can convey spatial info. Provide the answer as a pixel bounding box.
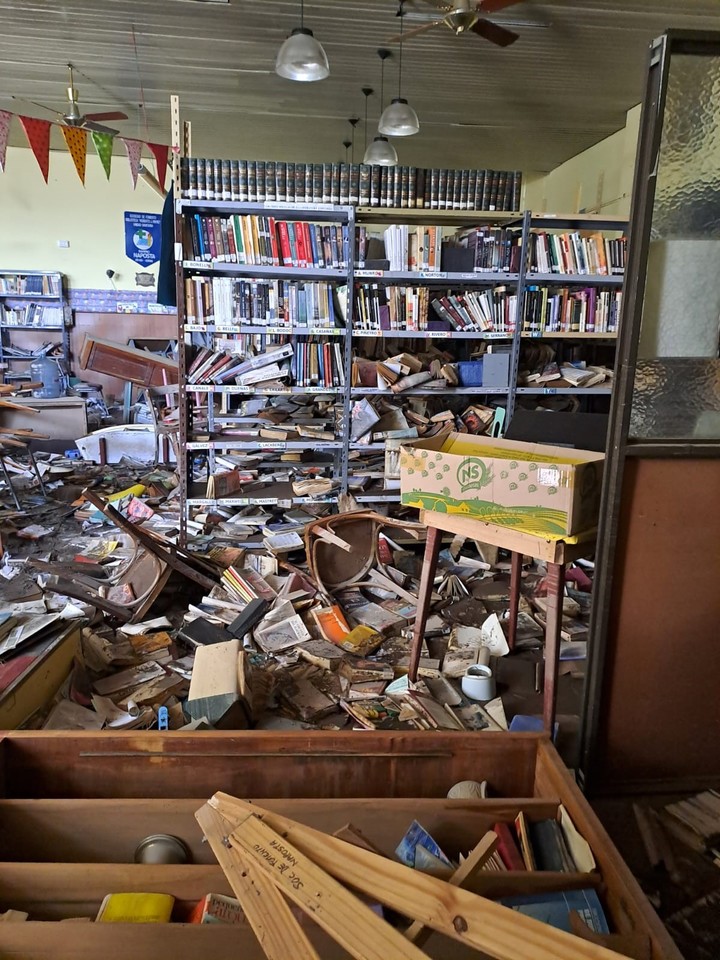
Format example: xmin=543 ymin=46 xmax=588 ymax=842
xmin=276 ymin=27 xmax=329 ymax=82
xmin=363 ymin=136 xmax=398 ymax=166
xmin=379 ymin=97 xmax=420 ymax=137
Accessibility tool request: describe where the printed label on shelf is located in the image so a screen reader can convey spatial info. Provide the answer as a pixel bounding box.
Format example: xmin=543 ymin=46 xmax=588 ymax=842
xmin=433 ymin=331 xmax=453 ymax=338
xmin=259 ymin=442 xmax=287 ymax=449
xmin=252 ymin=497 xmax=282 ymax=505
xmin=185 ymin=260 xmax=210 ymax=270
xmin=419 ymin=271 xmax=446 ymax=279
xmin=353 ymin=329 xmax=382 ymax=336
xmin=185 ymin=324 xmax=208 ymax=332
xmin=543 ymin=388 xmax=558 ymax=395
xmin=264 ymin=201 xmax=336 ymax=212
xmin=261 ymin=388 xmax=292 ymax=395
xmin=355 ymin=269 xmax=384 ymax=278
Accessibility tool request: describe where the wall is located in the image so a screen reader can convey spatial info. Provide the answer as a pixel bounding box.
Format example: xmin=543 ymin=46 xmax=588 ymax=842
xmin=0 ymin=145 xmax=164 ymax=292
xmin=523 ymin=104 xmax=641 ymax=217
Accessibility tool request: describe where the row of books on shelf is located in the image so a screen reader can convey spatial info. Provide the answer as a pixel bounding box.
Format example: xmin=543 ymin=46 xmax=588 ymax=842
xmin=0 ymin=304 xmax=64 ymax=327
xmin=188 ymin=339 xmax=345 ymax=388
xmin=185 ymin=215 xmax=351 ymax=269
xmin=528 ymin=231 xmax=626 ymax=276
xmin=523 ymin=286 xmax=621 ymax=334
xmin=185 ymin=276 xmax=345 ymax=328
xmin=382 ymin=224 xmax=443 ymax=272
xmin=355 ymin=283 xmax=517 ymax=334
xmin=180 ymin=157 xmax=522 ymax=211
xmin=0 ymin=273 xmax=61 ymax=296
xmin=462 ymin=227 xmax=523 ymax=273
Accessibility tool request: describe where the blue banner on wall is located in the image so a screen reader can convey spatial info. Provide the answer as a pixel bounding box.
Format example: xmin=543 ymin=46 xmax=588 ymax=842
xmin=124 ymin=211 xmax=162 ymax=267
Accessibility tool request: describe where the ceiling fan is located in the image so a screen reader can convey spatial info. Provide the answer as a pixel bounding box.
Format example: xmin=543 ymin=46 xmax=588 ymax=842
xmin=13 ymin=64 xmax=129 ymax=135
xmin=388 ymin=0 xmax=522 ymax=47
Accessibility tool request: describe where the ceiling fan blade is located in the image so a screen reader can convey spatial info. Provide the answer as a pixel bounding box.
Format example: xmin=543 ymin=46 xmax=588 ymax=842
xmin=471 ymin=17 xmax=519 ymax=46
xmin=387 ymin=18 xmax=444 ymax=42
xmin=84 ymin=111 xmax=128 ymax=122
xmin=475 ymin=0 xmax=522 ymax=12
xmin=82 ymin=120 xmax=120 ymax=135
xmin=10 ymin=96 xmax=65 ymax=119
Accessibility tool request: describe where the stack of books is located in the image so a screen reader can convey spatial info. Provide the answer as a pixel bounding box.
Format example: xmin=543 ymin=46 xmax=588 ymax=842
xmin=528 ymin=232 xmax=626 ymax=275
xmin=180 ymin=157 xmax=522 ymax=212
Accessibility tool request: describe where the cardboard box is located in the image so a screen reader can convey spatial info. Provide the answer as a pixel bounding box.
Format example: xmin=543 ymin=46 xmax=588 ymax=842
xmin=400 ymin=434 xmax=604 ymax=538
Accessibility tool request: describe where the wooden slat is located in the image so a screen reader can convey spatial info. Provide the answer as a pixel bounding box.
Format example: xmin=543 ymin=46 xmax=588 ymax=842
xmin=405 ymin=831 xmax=498 ymax=947
xmin=196 ymin=803 xmax=320 ymax=960
xmin=228 ymin=813 xmax=429 ymax=960
xmin=210 ymin=794 xmax=627 ymax=960
xmin=0 ymin=797 xmax=560 ymax=864
xmin=0 ymin=731 xmax=541 ymax=799
xmin=534 ymin=742 xmax=684 ymax=960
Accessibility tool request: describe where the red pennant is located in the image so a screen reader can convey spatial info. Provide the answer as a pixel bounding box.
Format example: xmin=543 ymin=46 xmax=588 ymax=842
xmin=18 ymin=115 xmax=51 ymax=182
xmin=148 ymin=142 xmax=169 ymax=191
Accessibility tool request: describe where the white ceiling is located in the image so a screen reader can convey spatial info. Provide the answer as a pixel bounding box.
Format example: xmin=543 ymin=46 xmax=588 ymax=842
xmin=2 ymin=0 xmax=720 ymax=173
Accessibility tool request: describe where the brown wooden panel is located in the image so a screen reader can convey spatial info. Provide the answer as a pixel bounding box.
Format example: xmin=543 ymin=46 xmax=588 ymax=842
xmin=597 ymin=458 xmax=720 ymax=789
xmin=0 ymin=797 xmax=560 ymax=864
xmin=0 ymin=731 xmax=539 ymax=800
xmin=69 ymin=312 xmax=178 ymax=402
xmin=535 ymin=742 xmax=683 ymax=960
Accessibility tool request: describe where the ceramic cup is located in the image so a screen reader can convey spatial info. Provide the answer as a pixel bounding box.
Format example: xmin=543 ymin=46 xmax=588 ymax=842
xmin=461 ymin=663 xmax=495 ymax=701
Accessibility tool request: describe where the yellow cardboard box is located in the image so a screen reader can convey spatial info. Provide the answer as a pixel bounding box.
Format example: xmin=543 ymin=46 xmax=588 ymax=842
xmin=399 ymin=434 xmax=604 ymax=538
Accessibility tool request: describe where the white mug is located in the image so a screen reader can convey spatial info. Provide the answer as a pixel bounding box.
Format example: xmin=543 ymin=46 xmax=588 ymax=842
xmin=462 ymin=663 xmax=495 ymax=701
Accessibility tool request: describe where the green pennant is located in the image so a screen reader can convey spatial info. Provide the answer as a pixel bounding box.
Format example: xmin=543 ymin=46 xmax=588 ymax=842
xmin=91 ymin=131 xmax=114 ymax=179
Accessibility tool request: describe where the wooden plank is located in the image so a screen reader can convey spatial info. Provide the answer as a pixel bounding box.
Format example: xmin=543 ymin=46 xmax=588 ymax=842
xmin=332 ymin=823 xmax=386 ymax=857
xmin=534 ymin=742 xmax=684 ymax=960
xmin=211 ymin=793 xmax=627 ymax=960
xmin=196 ymin=803 xmax=320 ymax=960
xmin=0 ymin=731 xmax=541 ymax=799
xmin=229 ymin=813 xmax=429 ymax=960
xmin=405 ymin=831 xmax=498 ymax=947
xmin=0 ymin=922 xmax=354 ymax=960
xmin=313 ymin=526 xmax=354 ymax=552
xmin=0 ymin=863 xmax=231 ymax=918
xmin=79 ymin=334 xmax=178 ymax=387
xmin=420 ymin=510 xmax=594 ymax=564
xmin=0 ymin=797 xmax=560 ymax=863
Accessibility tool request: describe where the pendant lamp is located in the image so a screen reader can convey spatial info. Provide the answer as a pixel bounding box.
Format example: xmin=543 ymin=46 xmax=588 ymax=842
xmin=276 ymin=0 xmax=330 ymax=82
xmin=363 ymin=50 xmax=398 ymax=166
xmin=379 ymin=6 xmax=420 ymax=137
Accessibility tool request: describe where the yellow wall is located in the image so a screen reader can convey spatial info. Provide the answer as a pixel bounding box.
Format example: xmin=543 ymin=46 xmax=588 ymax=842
xmin=524 ymin=105 xmax=641 ymax=217
xmin=0 ymin=145 xmax=164 ymax=291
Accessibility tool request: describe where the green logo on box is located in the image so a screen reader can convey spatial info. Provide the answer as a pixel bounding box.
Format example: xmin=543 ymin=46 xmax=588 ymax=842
xmin=456 ymin=458 xmax=493 ymax=493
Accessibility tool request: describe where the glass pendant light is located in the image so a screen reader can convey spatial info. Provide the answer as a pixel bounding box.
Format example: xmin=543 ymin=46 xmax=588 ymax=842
xmin=363 ymin=50 xmax=398 ymax=166
xmin=379 ymin=8 xmax=420 ymax=137
xmin=275 ymin=0 xmax=330 ymax=82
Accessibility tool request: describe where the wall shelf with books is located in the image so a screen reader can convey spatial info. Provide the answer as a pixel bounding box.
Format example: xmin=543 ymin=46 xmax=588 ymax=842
xmin=0 ymin=270 xmax=71 ymax=385
xmin=174 ymin=154 xmax=627 ymax=541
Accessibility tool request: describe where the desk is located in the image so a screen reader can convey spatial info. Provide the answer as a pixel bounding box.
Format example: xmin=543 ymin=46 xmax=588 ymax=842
xmin=408 ymin=510 xmax=596 ymax=731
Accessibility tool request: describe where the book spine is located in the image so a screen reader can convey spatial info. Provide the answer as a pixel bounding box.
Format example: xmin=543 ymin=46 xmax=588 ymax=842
xmin=453 ymin=169 xmax=462 ymax=210
xmin=256 ymin=160 xmax=266 ymax=201
xmin=438 ymin=169 xmax=447 ymax=210
xmin=430 ymin=168 xmax=439 ymax=209
xmin=370 ymin=165 xmax=380 ymax=207
xmin=197 ymin=159 xmax=207 ymax=200
xmin=286 ymin=161 xmax=295 ymax=202
xmin=221 ymin=159 xmax=231 ymax=201
xmin=331 ymin=162 xmax=340 ymax=204
xmin=460 ymin=169 xmax=470 ymax=210
xmin=350 ymin=163 xmax=360 ymax=204
xmin=481 ymin=170 xmax=492 ymax=210
xmin=401 ymin=165 xmax=409 ymax=208
xmin=276 ymin=161 xmax=287 ymax=203
xmin=339 ymin=162 xmax=349 ymax=204
xmin=512 ymin=171 xmax=522 ymax=211
xmin=248 ymin=161 xmax=257 ymax=203
xmin=265 ymin=160 xmax=276 ymax=202
xmin=313 ymin=163 xmax=323 ymax=203
xmin=211 ymin=159 xmax=221 ymax=200
xmin=359 ymin=164 xmax=371 ymax=205
xmin=180 ymin=157 xmax=190 ymax=198
xmin=322 ymin=163 xmax=332 ymax=203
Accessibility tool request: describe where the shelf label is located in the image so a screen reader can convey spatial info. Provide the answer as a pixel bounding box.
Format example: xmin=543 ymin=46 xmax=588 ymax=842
xmin=419 ymin=271 xmax=446 ymax=280
xmin=259 ymin=442 xmax=287 ymax=449
xmin=543 ymin=388 xmax=558 ymax=395
xmin=251 ymin=497 xmax=281 ymax=505
xmin=355 ymin=269 xmax=384 ymax=278
xmin=185 ymin=324 xmax=208 ymax=332
xmin=264 ymin=201 xmax=336 ymax=212
xmin=433 ymin=331 xmax=453 ymax=339
xmin=184 ymin=260 xmax=211 ymax=270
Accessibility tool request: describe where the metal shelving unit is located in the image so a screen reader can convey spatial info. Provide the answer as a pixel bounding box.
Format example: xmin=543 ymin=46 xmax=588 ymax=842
xmin=0 ymin=270 xmax=71 ymax=384
xmin=173 ymin=158 xmax=627 ymax=541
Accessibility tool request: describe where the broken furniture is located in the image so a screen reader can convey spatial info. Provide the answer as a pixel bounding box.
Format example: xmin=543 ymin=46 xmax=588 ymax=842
xmin=409 ymin=510 xmax=596 ymax=732
xmin=0 ymin=435 xmax=48 ymax=509
xmin=80 ymin=335 xmax=179 ymax=388
xmin=0 ymin=731 xmax=680 ymax=959
xmin=36 ymin=488 xmax=219 ymax=622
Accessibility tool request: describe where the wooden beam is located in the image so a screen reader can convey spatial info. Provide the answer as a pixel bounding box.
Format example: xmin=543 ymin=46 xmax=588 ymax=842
xmin=209 ymin=793 xmax=627 ymax=960
xmin=227 ymin=812 xmax=428 ymax=960
xmin=404 ymin=830 xmax=499 ymax=947
xmin=195 ymin=803 xmax=320 ymax=960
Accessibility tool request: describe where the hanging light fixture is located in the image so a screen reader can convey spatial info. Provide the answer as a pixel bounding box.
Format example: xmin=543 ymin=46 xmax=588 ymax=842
xmin=379 ymin=3 xmax=420 ymax=137
xmin=348 ymin=117 xmax=360 ymax=163
xmin=275 ymin=0 xmax=330 ymax=82
xmin=363 ymin=50 xmax=398 ymax=166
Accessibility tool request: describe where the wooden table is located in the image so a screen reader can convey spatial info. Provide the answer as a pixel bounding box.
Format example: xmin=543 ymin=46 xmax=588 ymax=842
xmin=408 ymin=510 xmax=597 ymax=732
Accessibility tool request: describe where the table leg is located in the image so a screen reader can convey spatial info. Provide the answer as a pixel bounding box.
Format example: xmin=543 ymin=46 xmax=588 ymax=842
xmin=408 ymin=525 xmax=442 ymax=683
xmin=507 ymin=551 xmax=522 ymax=652
xmin=543 ymin=561 xmax=564 ymax=733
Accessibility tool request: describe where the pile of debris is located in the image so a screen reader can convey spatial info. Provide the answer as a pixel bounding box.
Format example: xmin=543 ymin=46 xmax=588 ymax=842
xmin=0 ymin=452 xmax=593 ymax=732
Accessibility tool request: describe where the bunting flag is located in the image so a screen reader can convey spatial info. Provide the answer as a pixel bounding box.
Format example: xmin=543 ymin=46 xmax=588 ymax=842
xmin=0 ymin=110 xmax=11 ymax=172
xmin=18 ymin=115 xmax=51 ymax=182
xmin=148 ymin=141 xmax=169 ymax=191
xmin=60 ymin=126 xmax=87 ymax=185
xmin=121 ymin=137 xmax=143 ymax=188
xmin=91 ymin=130 xmax=114 ymax=179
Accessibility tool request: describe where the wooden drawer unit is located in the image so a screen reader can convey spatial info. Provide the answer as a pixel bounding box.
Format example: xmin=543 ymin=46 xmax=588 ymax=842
xmin=0 ymin=731 xmax=680 ymax=960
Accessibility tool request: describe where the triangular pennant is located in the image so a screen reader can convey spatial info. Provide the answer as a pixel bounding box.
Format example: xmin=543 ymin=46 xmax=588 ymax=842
xmin=91 ymin=130 xmax=114 ymax=180
xmin=121 ymin=137 xmax=143 ymax=188
xmin=18 ymin=115 xmax=51 ymax=182
xmin=148 ymin=142 xmax=169 ymax=191
xmin=61 ymin=126 xmax=87 ymax=185
xmin=0 ymin=111 xmax=12 ymax=173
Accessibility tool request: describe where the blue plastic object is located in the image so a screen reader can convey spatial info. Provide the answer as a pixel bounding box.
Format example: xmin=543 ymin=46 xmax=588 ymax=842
xmin=157 ymin=706 xmax=169 ymax=731
xmin=457 ymin=360 xmax=484 ymax=387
